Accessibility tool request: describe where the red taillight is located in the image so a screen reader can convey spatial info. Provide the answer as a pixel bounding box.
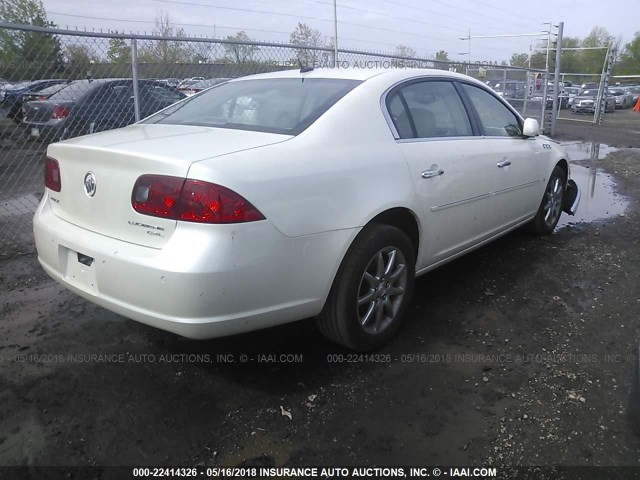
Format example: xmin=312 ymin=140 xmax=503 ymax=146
xmin=52 ymin=105 xmax=70 ymax=119
xmin=38 ymin=95 xmax=47 ymax=100
xmin=131 ymin=175 xmax=265 ymax=224
xmin=44 ymin=157 xmax=61 ymax=192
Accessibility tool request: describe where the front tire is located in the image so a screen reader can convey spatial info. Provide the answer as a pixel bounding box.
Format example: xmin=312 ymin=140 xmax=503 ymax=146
xmin=317 ymin=224 xmax=415 ymax=351
xmin=528 ymin=165 xmax=566 ymax=235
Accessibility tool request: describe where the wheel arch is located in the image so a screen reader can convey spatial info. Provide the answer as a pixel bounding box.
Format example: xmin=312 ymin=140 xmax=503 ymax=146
xmin=366 ymin=207 xmax=420 ymax=259
xmin=556 ymin=158 xmax=569 ymax=183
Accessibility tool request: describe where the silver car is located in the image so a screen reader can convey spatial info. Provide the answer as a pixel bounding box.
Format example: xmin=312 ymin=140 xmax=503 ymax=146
xmin=609 ymin=87 xmax=634 ymax=109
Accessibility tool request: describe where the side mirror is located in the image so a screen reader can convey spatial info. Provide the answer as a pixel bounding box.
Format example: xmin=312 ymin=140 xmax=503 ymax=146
xmin=523 ymin=118 xmax=540 ymax=137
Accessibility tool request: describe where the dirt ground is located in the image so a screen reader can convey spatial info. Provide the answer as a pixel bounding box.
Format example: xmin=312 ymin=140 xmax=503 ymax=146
xmin=1 ymin=112 xmax=640 ymax=476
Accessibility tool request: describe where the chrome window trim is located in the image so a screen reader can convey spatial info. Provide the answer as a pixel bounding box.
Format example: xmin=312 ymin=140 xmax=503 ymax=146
xmin=396 ymin=136 xmax=484 ymax=144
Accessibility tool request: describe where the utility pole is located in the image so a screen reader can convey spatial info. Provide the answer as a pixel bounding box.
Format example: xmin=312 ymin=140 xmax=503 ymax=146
xmin=551 ymin=21 xmax=563 ymax=136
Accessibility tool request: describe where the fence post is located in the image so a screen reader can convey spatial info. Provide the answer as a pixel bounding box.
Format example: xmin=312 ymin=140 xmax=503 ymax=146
xmin=131 ymin=37 xmax=141 ymax=122
xmin=333 ymin=0 xmax=339 ymax=67
xmin=550 ymin=22 xmax=563 ymax=136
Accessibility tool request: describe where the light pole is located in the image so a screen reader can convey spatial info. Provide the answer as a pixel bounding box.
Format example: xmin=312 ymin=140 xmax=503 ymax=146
xmin=459 ymin=28 xmax=471 ymax=62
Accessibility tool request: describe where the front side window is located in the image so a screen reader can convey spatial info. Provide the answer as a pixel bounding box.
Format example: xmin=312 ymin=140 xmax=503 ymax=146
xmin=144 ymin=78 xmax=361 ymax=135
xmin=387 ymin=80 xmax=472 ymax=139
xmin=461 ymin=84 xmax=522 ymax=137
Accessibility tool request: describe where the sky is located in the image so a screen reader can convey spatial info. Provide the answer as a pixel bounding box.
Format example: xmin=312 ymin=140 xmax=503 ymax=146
xmin=39 ymin=0 xmax=638 ymax=63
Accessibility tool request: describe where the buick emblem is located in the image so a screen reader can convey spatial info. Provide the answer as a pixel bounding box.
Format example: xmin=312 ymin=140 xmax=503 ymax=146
xmin=84 ymin=172 xmax=97 ymax=197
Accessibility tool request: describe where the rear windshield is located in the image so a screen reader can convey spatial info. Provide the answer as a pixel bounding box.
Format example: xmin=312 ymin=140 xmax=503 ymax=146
xmin=49 ymin=80 xmax=101 ymax=101
xmin=144 ymin=78 xmax=361 ymax=135
xmin=31 ymin=83 xmax=67 ymax=96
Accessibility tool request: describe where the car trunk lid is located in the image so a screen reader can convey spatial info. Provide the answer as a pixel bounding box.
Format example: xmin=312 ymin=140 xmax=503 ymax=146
xmin=46 ymin=124 xmax=291 ymax=248
xmin=24 ymin=100 xmax=74 ymax=123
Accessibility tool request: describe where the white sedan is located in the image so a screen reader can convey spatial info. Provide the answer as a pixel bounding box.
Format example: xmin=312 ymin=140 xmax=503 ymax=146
xmin=33 ymin=68 xmax=580 ymax=351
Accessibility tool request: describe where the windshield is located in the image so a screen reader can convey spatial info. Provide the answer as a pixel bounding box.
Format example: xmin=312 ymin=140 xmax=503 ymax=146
xmin=145 ymin=78 xmax=361 ymax=135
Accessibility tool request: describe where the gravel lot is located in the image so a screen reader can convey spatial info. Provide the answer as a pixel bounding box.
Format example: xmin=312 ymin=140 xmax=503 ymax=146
xmin=1 ymin=110 xmax=640 ymax=474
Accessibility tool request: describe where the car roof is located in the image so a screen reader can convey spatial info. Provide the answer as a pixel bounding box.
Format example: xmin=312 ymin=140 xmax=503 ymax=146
xmin=233 ymin=67 xmax=477 ymax=83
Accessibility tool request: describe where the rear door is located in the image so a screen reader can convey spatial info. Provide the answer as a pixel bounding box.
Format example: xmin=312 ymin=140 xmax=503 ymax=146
xmin=80 ymin=82 xmax=136 ymax=135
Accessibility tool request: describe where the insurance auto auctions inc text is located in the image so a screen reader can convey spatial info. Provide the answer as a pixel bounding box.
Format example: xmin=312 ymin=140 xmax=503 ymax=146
xmin=213 ymin=466 xmax=498 ymax=478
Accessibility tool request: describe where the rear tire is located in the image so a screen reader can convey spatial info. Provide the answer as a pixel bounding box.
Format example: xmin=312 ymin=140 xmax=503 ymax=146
xmin=317 ymin=224 xmax=415 ymax=351
xmin=527 ymin=165 xmax=566 ymax=235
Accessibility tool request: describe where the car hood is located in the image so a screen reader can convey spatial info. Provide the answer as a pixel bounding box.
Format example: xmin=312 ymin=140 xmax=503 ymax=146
xmin=54 ymin=123 xmax=293 ymax=163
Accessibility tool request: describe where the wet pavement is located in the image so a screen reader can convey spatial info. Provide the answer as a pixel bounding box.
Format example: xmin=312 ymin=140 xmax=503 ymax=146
xmin=557 ymin=141 xmax=632 ymax=228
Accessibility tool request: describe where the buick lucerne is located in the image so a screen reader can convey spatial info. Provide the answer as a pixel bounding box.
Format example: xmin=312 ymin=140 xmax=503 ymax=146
xmin=33 ymin=68 xmax=580 ymax=351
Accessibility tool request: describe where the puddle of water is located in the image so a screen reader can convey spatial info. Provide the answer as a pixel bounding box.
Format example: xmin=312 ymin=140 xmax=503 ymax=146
xmin=554 ymin=141 xmax=631 ymax=228
xmin=557 ymin=164 xmax=629 ymax=228
xmin=561 ymin=140 xmax=619 ymax=161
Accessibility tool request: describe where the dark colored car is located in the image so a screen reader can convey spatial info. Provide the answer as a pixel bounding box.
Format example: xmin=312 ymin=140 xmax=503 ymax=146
xmin=19 ymin=83 xmax=71 ymax=121
xmin=2 ymin=79 xmax=69 ymax=123
xmin=22 ymin=79 xmax=185 ymax=142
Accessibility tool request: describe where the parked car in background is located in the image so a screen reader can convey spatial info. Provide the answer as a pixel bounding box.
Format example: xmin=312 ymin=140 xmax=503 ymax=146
xmin=177 ymin=78 xmax=230 ymax=96
xmin=571 ymin=89 xmax=615 ymax=114
xmin=17 ymin=82 xmax=71 ymax=123
xmin=3 ymin=79 xmax=69 ymax=123
xmin=626 ymin=85 xmax=640 ymax=104
xmin=562 ymin=86 xmax=582 ymax=108
xmin=543 ymin=86 xmax=581 ymax=110
xmin=177 ymin=77 xmax=205 ymax=89
xmin=609 ymin=87 xmax=634 ymax=109
xmin=581 ymin=82 xmax=599 ymax=90
xmin=0 ymin=78 xmax=14 ymax=103
xmin=33 ymin=68 xmax=580 ymax=351
xmin=493 ymin=80 xmax=526 ymax=100
xmin=22 ymin=79 xmax=185 ymax=142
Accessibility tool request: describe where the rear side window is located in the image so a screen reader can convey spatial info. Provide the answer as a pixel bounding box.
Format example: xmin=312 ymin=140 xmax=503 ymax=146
xmin=387 ymin=81 xmax=472 ymax=139
xmin=101 ymin=85 xmax=133 ymax=102
xmin=144 ymin=78 xmax=361 ymax=135
xmin=461 ymin=84 xmax=522 ymax=137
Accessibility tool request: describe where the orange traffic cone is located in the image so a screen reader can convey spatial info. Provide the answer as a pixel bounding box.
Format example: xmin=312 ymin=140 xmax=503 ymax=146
xmin=634 ymin=96 xmax=640 ymax=112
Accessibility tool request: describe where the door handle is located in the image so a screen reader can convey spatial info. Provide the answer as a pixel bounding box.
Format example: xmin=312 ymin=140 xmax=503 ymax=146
xmin=421 ymin=168 xmax=444 ymax=179
xmin=497 ymin=160 xmax=511 ymax=168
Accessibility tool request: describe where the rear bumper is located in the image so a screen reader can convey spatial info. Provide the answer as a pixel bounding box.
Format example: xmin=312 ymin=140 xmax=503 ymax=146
xmin=33 ymin=192 xmax=355 ymax=339
xmin=22 ymin=121 xmax=64 ymax=142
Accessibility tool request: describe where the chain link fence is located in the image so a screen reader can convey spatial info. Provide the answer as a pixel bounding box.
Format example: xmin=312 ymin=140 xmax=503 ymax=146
xmin=0 ymin=22 xmax=548 ymax=258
